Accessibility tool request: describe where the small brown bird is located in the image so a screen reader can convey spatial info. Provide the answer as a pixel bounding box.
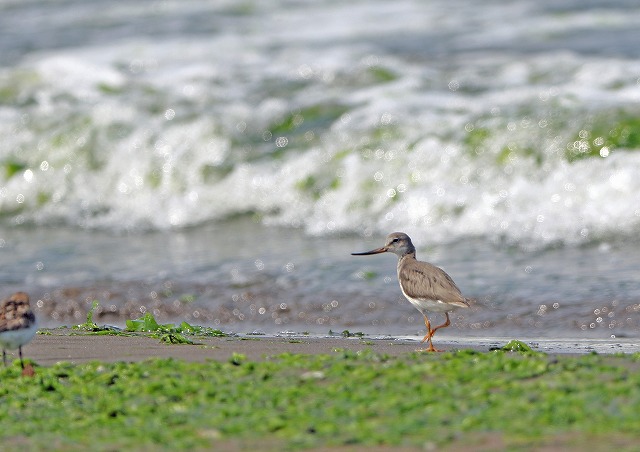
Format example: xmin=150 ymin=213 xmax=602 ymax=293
xmin=0 ymin=292 xmax=37 ymax=368
xmin=352 ymin=232 xmax=469 ymax=351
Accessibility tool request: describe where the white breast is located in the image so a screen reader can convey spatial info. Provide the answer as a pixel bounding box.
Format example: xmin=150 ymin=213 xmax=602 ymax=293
xmin=0 ymin=323 xmax=38 ymax=349
xmin=399 ymin=284 xmax=457 ymax=314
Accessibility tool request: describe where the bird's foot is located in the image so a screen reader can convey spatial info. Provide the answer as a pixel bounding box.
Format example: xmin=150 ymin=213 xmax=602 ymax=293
xmin=21 ymin=363 xmax=35 ymax=377
xmin=416 ymin=345 xmax=441 ymax=353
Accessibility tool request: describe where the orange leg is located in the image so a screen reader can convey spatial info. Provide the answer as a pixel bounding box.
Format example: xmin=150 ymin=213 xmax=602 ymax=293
xmin=420 ymin=315 xmax=433 ymax=342
xmin=430 ymin=312 xmax=451 ymax=337
xmin=419 ymin=315 xmax=439 ymax=352
xmin=418 ymin=313 xmax=452 ymax=352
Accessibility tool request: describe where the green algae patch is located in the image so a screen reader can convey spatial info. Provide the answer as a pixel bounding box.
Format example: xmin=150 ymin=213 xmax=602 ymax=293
xmin=75 ymin=303 xmax=228 ymax=343
xmin=126 ymin=312 xmax=228 ymax=344
xmin=73 ymin=301 xmax=123 ymax=335
xmin=2 ymin=350 xmax=640 ymax=450
xmin=494 ymin=339 xmax=536 ymax=353
xmin=565 ymin=113 xmax=640 ymax=162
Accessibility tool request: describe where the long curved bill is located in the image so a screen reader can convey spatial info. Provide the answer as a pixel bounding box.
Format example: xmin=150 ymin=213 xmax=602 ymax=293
xmin=351 ymin=246 xmax=387 ymax=256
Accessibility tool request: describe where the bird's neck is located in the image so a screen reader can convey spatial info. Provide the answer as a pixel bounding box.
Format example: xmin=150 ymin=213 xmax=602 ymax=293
xmin=396 ymin=251 xmax=416 ymax=276
xmin=398 ymin=251 xmax=416 ymax=261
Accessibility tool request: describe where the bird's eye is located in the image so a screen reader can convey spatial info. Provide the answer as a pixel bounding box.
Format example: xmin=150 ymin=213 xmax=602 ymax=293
xmin=391 ymin=238 xmax=398 ymax=243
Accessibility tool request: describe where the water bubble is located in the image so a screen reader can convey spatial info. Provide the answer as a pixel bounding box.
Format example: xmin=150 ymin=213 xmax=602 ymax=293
xmin=164 ymin=109 xmax=175 ymax=120
xmin=298 ymin=64 xmax=313 ymax=79
xmin=129 ymin=59 xmax=144 ymax=73
xmin=363 ymin=54 xmax=379 ymax=66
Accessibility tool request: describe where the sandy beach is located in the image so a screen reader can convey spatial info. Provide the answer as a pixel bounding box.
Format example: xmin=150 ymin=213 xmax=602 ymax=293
xmin=21 ymin=331 xmax=429 ymax=365
xmin=14 ymin=329 xmax=640 ymax=367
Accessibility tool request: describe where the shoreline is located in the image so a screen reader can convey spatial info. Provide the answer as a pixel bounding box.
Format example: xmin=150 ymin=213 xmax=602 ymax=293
xmin=15 ymin=329 xmax=640 ymax=366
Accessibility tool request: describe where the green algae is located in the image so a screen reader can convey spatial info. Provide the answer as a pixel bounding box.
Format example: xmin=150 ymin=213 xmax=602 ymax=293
xmin=2 ymin=159 xmax=27 ymax=179
xmin=3 ymin=349 xmax=640 ymax=450
xmin=565 ymin=114 xmax=640 ymax=162
xmin=74 ymin=304 xmax=228 ymax=343
xmin=125 ymin=312 xmax=228 ymax=344
xmin=494 ymin=339 xmax=536 ymax=353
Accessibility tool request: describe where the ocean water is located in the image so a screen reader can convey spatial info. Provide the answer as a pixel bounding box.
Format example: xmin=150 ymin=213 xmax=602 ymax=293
xmin=1 ymin=0 xmax=640 ymax=339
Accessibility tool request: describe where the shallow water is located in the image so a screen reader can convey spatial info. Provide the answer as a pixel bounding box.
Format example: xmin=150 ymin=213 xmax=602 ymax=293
xmin=1 ymin=0 xmax=640 ymax=339
xmin=2 ymin=220 xmax=639 ymax=340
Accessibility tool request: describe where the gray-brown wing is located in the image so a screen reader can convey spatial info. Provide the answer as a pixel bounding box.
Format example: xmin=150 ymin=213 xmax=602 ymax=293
xmin=398 ymin=260 xmax=469 ymax=307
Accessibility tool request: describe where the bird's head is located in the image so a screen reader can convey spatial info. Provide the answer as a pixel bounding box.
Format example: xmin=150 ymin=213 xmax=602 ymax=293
xmin=351 ymin=232 xmax=415 ymax=258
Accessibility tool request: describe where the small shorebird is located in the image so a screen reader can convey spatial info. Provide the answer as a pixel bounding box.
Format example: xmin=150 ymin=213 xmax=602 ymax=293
xmin=0 ymin=292 xmax=37 ymax=369
xmin=352 ymin=232 xmax=469 ymax=351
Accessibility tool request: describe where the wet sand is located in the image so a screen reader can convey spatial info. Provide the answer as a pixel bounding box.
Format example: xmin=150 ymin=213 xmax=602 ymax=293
xmin=14 ymin=329 xmax=640 ymax=366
